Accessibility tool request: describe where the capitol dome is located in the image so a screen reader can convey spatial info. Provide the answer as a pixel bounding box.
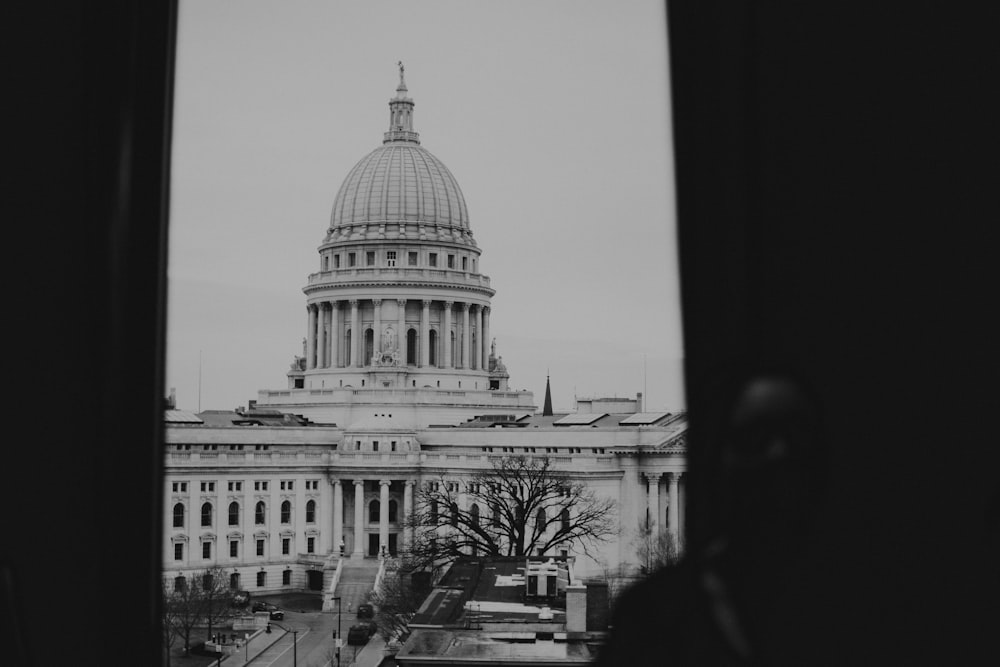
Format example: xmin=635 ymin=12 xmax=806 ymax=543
xmin=330 ymin=143 xmax=469 ymax=229
xmin=326 ymin=67 xmax=474 ymax=246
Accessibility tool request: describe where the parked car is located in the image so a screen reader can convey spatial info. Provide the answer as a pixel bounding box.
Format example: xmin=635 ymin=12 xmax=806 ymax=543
xmin=357 ymin=603 xmax=374 ymax=619
xmin=252 ymin=601 xmax=285 ymax=620
xmin=347 ymin=624 xmax=372 ymax=646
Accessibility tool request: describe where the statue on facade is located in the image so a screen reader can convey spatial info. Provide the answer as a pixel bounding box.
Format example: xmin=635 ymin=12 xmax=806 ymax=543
xmin=382 ymin=327 xmax=395 ymax=354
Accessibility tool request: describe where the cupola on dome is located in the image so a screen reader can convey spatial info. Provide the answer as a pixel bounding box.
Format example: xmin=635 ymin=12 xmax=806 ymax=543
xmin=328 ymin=65 xmax=471 ymax=234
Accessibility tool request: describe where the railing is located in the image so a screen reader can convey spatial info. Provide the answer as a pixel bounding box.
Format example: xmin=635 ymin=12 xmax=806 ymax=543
xmin=323 ymin=557 xmax=344 ymax=611
xmin=306 ymin=267 xmax=492 ymax=289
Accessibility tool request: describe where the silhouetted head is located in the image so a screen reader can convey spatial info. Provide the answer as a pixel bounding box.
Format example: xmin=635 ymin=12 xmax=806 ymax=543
xmin=717 ymin=372 xmax=828 ymax=553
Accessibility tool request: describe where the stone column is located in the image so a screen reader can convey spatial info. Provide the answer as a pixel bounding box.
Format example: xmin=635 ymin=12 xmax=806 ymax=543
xmin=645 ymin=473 xmax=661 ymax=533
xmin=379 ymin=480 xmax=391 ymax=556
xmin=317 ymin=303 xmax=327 ymax=369
xmin=474 ymin=306 xmax=483 ymax=370
xmin=332 ymin=479 xmax=343 ymax=556
xmin=677 ymin=474 xmax=686 ymax=551
xmin=306 ymin=304 xmax=317 ymax=370
xmin=353 ymin=479 xmax=365 ymax=557
xmin=403 ymin=480 xmax=415 ymax=549
xmin=330 ymin=301 xmax=340 ymax=368
xmin=397 ymin=299 xmax=407 ymax=364
xmin=349 ymin=300 xmax=359 ymax=368
xmin=461 ymin=303 xmax=471 ymax=369
xmin=420 ymin=300 xmax=431 ymax=367
xmin=482 ymin=306 xmax=490 ymax=370
xmin=667 ymin=473 xmax=680 ymax=545
xmin=443 ymin=302 xmax=453 ymax=369
xmin=372 ymin=299 xmax=382 ymax=363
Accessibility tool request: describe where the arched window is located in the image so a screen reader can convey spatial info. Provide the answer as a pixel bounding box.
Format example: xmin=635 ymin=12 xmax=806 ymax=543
xmin=406 ymin=328 xmax=417 ymax=365
xmin=429 ymin=329 xmax=438 ymax=366
xmin=255 ymin=501 xmax=266 ymax=525
xmin=492 ymin=503 xmax=501 ymax=528
xmin=369 ymin=499 xmax=380 ymax=523
xmin=450 ymin=502 xmax=459 ymax=527
xmin=430 ymin=500 xmax=438 ymax=523
xmin=472 ymin=332 xmax=477 ymax=369
xmin=561 ymin=508 xmax=570 ymax=532
xmin=256 ymin=571 xmax=266 ymax=587
xmin=470 ymin=503 xmax=480 ymax=526
xmin=364 ymin=328 xmax=374 ymax=365
xmin=536 ymin=508 xmax=546 ymax=528
xmin=280 ymin=500 xmax=291 ymax=524
xmin=229 ymin=572 xmax=240 ymax=590
xmin=344 ymin=329 xmax=352 ymax=365
xmin=174 ymin=575 xmax=186 ymax=592
xmin=201 ymin=502 xmax=213 ymax=527
xmin=202 ymin=572 xmax=214 ymax=589
xmin=388 ymin=499 xmax=398 ymax=522
xmin=173 ymin=503 xmax=185 ymax=528
xmin=305 ymin=499 xmax=316 ymax=523
xmin=228 ymin=502 xmax=239 ymax=526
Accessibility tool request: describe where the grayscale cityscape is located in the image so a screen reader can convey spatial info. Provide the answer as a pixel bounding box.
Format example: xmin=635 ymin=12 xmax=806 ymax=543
xmin=162 ymin=1 xmax=684 ymax=665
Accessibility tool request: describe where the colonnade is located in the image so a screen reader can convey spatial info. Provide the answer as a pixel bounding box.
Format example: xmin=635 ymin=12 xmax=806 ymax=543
xmin=304 ymin=299 xmax=490 ymax=372
xmin=330 ymin=478 xmax=416 ymax=558
xmin=643 ymin=472 xmax=685 ymax=547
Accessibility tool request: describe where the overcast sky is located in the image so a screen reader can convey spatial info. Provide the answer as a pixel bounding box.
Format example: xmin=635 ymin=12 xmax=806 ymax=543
xmin=166 ymin=0 xmax=685 ymax=414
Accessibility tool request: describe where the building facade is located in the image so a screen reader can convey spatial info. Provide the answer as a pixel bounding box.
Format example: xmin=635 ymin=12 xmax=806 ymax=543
xmin=162 ymin=69 xmax=686 ymax=594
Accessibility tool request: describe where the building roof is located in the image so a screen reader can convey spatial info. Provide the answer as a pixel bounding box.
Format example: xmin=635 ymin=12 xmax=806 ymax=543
xmin=169 ymin=409 xmax=320 ymax=428
xmin=396 ymin=629 xmax=598 ymax=665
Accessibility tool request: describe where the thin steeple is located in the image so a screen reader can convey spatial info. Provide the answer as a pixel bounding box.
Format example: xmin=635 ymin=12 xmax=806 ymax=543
xmin=385 ymin=61 xmax=420 ymax=144
xmin=542 ymin=373 xmax=553 ymax=416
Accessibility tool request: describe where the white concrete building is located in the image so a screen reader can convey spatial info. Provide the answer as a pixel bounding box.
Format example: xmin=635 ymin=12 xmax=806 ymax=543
xmin=162 ymin=69 xmax=686 ymax=595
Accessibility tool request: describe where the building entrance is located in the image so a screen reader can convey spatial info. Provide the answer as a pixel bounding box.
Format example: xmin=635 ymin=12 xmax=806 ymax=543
xmin=368 ymin=533 xmax=380 ymax=557
xmin=389 ymin=533 xmax=398 ymax=556
xmin=307 ymin=569 xmax=323 ymax=591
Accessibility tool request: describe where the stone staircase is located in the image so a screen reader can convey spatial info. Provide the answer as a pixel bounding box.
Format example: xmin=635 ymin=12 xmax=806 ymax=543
xmin=335 ymin=558 xmax=381 ymax=615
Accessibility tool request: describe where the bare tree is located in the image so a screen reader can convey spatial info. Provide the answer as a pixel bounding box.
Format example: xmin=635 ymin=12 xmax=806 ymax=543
xmin=631 ymin=520 xmax=683 ymax=575
xmin=161 ymin=578 xmax=180 ymax=667
xmin=199 ymin=567 xmax=235 ymax=643
xmin=404 ymin=455 xmax=616 ymax=572
xmin=163 ymin=572 xmax=202 ymax=657
xmin=367 ymin=560 xmax=422 ymax=642
xmin=161 ymin=567 xmax=235 ymax=658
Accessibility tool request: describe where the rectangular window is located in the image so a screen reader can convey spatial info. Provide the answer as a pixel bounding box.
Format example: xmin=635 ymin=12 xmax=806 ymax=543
xmin=348 ymin=252 xmax=356 ymax=267
xmin=174 ymin=543 xmax=183 ymax=561
xmin=373 ymin=441 xmax=379 ymax=452
xmin=202 ymin=542 xmax=211 ymax=559
xmin=391 ymin=441 xmax=397 ymax=452
xmin=282 ymin=538 xmax=290 ymax=555
xmin=366 ymin=251 xmax=375 ymax=266
xmin=447 ymin=254 xmax=455 ymax=268
xmin=323 ymin=255 xmax=329 ymax=270
xmin=230 ymin=540 xmax=238 ymax=558
xmin=283 ymin=570 xmax=291 ymax=585
xmin=408 ymin=251 xmax=418 ymax=266
xmin=257 ymin=571 xmax=266 ymax=587
xmin=307 ymin=537 xmax=315 ymax=553
xmin=429 ymin=252 xmax=437 ymax=267
xmin=462 ymin=256 xmax=468 ymax=270
xmin=228 ymin=481 xmax=242 ymax=491
xmin=256 ymin=540 xmax=264 ymax=556
xmin=201 ymin=482 xmax=215 ymax=492
xmin=386 ymin=251 xmax=397 ymax=267
xmin=356 ymin=440 xmax=361 ymax=451
xmin=334 ymin=254 xmax=341 ymax=269
xmin=172 ymin=482 xmax=178 ymax=492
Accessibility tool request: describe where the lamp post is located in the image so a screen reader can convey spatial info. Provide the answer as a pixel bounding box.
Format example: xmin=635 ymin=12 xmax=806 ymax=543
xmin=291 ymin=629 xmax=298 ymax=667
xmin=331 ymin=596 xmax=342 ymax=667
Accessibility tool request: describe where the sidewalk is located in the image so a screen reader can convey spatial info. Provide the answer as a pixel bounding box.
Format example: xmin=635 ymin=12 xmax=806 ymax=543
xmin=345 ymin=635 xmax=388 ymax=667
xmin=206 ymin=626 xmax=289 ymax=666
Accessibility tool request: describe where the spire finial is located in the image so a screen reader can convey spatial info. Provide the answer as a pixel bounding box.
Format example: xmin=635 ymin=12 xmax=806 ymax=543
xmin=542 ymin=373 xmax=554 ymax=416
xmin=397 ymin=61 xmax=407 ymax=92
xmin=385 ymin=62 xmax=418 ymax=144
